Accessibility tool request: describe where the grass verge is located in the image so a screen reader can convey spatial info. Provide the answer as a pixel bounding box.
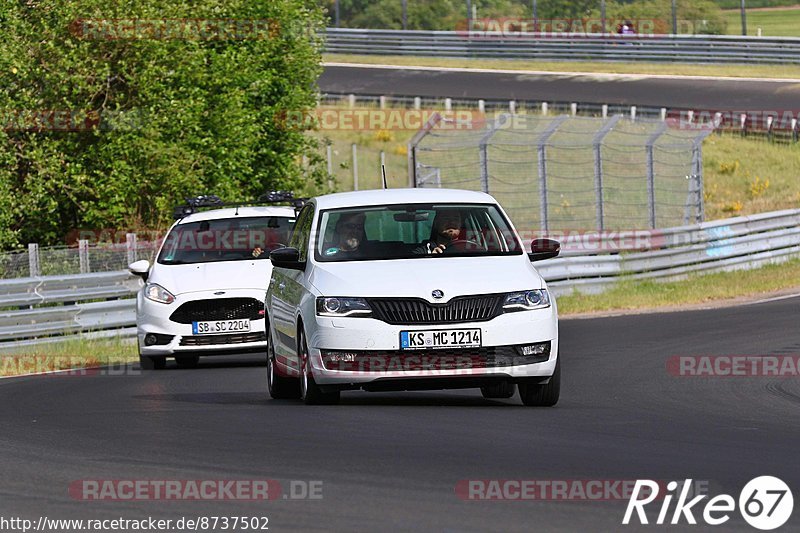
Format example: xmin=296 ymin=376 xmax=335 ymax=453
xmin=722 ymin=6 xmax=800 ymax=37
xmin=0 ymin=336 xmax=137 ymax=377
xmin=557 ymin=257 xmax=800 ymax=315
xmin=324 ymin=53 xmax=800 ymax=80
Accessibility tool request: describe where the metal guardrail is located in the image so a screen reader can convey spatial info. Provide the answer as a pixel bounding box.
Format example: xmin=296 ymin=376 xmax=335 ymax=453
xmin=324 ymin=28 xmax=800 ymax=64
xmin=540 ymin=208 xmax=800 ymax=295
xmin=2 ymin=207 xmax=800 ymax=346
xmin=0 ymin=273 xmax=141 ymax=349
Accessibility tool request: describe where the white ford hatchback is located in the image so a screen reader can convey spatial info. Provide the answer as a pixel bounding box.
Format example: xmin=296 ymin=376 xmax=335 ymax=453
xmin=130 ymin=197 xmax=297 ymax=370
xmin=265 ymin=189 xmax=560 ymax=405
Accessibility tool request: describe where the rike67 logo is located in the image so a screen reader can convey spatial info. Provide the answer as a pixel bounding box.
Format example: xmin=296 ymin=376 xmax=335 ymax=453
xmin=623 ymin=477 xmax=793 ymax=530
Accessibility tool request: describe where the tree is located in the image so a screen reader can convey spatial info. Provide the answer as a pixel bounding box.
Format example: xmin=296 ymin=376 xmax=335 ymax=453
xmin=0 ymin=0 xmax=325 ymax=248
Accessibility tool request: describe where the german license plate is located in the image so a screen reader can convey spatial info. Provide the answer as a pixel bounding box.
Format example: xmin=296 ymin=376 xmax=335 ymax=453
xmin=400 ymin=329 xmax=481 ymax=350
xmin=192 ymin=319 xmax=251 ymax=335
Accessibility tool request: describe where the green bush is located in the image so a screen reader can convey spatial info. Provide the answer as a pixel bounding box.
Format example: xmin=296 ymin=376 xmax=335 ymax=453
xmin=0 ymin=0 xmax=326 ymax=249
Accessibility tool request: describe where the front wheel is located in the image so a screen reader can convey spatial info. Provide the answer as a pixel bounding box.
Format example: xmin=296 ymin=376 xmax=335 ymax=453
xmin=298 ymin=329 xmax=340 ymax=405
xmin=267 ymin=326 xmax=300 ymax=399
xmin=519 ymin=359 xmax=560 ymax=407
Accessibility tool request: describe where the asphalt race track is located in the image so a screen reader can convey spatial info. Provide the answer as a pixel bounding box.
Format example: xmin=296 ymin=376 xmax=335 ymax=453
xmin=1 ymin=296 xmax=798 ymax=531
xmin=320 ymin=64 xmax=800 ymax=110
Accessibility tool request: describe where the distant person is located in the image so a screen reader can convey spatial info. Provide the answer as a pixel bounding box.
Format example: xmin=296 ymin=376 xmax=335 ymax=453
xmin=621 ymin=20 xmax=636 ymax=35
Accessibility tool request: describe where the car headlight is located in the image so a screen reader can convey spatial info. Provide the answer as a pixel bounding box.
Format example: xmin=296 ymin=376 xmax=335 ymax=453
xmin=503 ymin=289 xmax=550 ymax=312
xmin=316 ymin=297 xmax=372 ymax=317
xmin=144 ymin=283 xmax=176 ymax=304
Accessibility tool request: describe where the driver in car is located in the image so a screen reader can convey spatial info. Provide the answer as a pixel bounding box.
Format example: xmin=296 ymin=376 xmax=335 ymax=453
xmin=415 ymin=208 xmax=464 ymax=254
xmin=324 ymin=212 xmax=367 ymax=259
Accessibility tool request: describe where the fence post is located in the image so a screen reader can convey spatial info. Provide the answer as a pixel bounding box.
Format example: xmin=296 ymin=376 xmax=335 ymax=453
xmin=536 ymin=115 xmax=569 ymax=232
xmin=380 ymin=150 xmax=386 ymax=187
xmin=407 ymin=112 xmax=444 ymax=188
xmin=348 ymin=94 xmax=356 ymax=108
xmin=478 ymin=99 xmax=485 ymax=113
xmin=592 ymin=115 xmax=622 ymax=231
xmin=379 ymin=95 xmax=387 ymax=109
xmin=351 ymin=143 xmax=359 ymax=191
xmin=645 ymin=122 xmax=668 ymax=229
xmin=79 ymin=239 xmax=90 ymax=274
xmin=414 ymin=97 xmax=421 ymax=110
xmin=478 ymin=114 xmax=509 ymax=194
xmin=28 ymin=243 xmax=40 ymax=277
xmin=693 ymin=138 xmax=708 ymax=223
xmin=601 ymin=104 xmax=608 ymax=118
xmin=570 ymin=103 xmax=577 ymax=116
xmin=126 ymin=233 xmax=137 ymax=265
xmin=326 ymin=144 xmax=334 ymax=190
xmin=793 ymin=118 xmax=798 ymax=143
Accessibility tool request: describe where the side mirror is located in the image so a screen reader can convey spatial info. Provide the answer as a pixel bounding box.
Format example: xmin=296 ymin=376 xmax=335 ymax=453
xmin=270 ymin=247 xmax=305 ymax=271
xmin=528 ymin=239 xmax=560 ymax=262
xmin=128 ymin=260 xmax=151 ymax=281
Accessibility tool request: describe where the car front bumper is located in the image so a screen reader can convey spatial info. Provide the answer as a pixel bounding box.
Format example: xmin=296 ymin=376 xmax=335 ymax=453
xmin=137 ymin=289 xmax=268 ymax=356
xmin=304 ymin=306 xmax=558 ymax=386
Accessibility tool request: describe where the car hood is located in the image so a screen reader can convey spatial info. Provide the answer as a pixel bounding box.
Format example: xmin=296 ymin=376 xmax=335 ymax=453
xmin=150 ymin=261 xmax=271 ymax=295
xmin=308 ymin=256 xmax=544 ymax=302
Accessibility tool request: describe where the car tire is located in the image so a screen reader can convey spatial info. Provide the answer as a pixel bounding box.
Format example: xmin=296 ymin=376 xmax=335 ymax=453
xmin=480 ymin=381 xmax=516 ymax=399
xmin=266 ymin=326 xmax=300 ymax=399
xmin=139 ymin=354 xmax=166 ymax=370
xmin=519 ymin=358 xmax=560 ymax=407
xmin=298 ymin=329 xmax=340 ymax=405
xmin=175 ymin=355 xmax=200 ymax=369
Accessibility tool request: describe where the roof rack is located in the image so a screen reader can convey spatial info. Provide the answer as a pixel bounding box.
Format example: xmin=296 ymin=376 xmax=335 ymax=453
xmin=172 ymin=191 xmax=306 ymax=220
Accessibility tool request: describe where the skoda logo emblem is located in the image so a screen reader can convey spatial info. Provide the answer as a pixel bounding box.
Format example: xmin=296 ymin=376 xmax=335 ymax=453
xmin=432 ymin=289 xmax=444 ymax=300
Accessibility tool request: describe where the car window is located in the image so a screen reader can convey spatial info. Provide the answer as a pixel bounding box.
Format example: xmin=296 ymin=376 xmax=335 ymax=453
xmin=290 ymin=204 xmax=315 ymax=262
xmin=157 ymin=216 xmax=295 ymax=265
xmin=315 ymin=203 xmax=522 ymax=262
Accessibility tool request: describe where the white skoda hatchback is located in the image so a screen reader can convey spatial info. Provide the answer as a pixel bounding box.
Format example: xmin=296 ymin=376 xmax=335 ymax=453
xmin=265 ymin=189 xmax=560 ymax=405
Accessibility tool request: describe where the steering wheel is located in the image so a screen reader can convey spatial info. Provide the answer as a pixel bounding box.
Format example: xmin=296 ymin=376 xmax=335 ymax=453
xmin=448 ymin=239 xmax=486 ymax=251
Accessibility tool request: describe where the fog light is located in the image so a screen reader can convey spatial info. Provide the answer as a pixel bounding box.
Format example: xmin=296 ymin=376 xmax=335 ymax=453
xmin=324 ymin=351 xmax=358 ymax=362
xmin=144 ymin=333 xmax=158 ymax=346
xmin=519 ymin=342 xmax=550 ymax=356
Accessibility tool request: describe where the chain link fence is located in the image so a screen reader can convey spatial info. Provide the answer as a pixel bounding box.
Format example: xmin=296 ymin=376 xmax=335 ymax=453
xmin=410 ymin=112 xmax=712 ymax=233
xmin=0 ymin=237 xmax=159 ymax=279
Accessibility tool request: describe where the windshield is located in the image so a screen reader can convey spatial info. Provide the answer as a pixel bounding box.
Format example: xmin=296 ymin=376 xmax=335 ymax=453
xmin=315 ymin=203 xmax=522 ymax=262
xmin=158 ymin=216 xmax=295 ymax=265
